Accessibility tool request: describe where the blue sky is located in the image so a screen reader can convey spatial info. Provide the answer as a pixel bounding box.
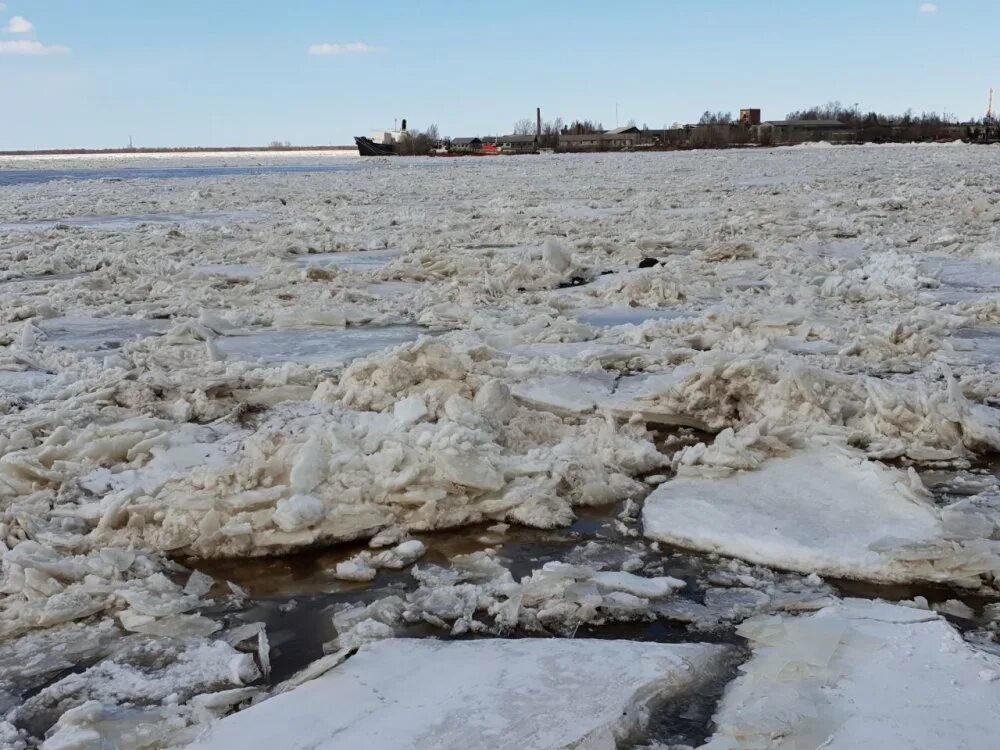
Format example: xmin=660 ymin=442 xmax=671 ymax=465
xmin=1 ymin=1 xmax=998 ymax=149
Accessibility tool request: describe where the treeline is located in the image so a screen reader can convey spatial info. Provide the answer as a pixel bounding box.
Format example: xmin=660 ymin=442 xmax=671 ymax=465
xmin=785 ymin=102 xmax=957 ymax=127
xmin=785 ymin=101 xmax=962 ymax=126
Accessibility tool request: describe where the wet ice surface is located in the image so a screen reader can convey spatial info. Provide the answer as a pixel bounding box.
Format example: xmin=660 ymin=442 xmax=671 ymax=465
xmin=294 ymin=250 xmax=402 ymax=270
xmin=191 ymin=263 xmax=265 ymax=280
xmin=576 ymin=306 xmax=685 ymax=327
xmin=923 ymin=256 xmax=1000 ymax=290
xmin=214 ymin=326 xmax=428 ymax=366
xmin=4 ymin=146 xmax=1000 ymax=748
xmin=37 ymin=316 xmax=169 ymax=353
xmin=950 ymin=328 xmax=1000 ymax=365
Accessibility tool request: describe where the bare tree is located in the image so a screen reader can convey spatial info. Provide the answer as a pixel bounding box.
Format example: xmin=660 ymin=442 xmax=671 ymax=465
xmin=395 ymin=124 xmax=440 ymax=155
xmin=513 ymin=118 xmax=535 ymax=135
xmin=563 ymin=119 xmax=604 ymax=135
xmin=539 ymin=118 xmax=563 ymax=149
xmin=698 ymin=111 xmax=733 ymax=125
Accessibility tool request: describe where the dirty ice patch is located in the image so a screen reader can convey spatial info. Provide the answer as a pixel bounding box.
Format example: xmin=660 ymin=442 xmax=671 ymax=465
xmin=643 ymin=446 xmax=1000 ymax=586
xmin=189 ymin=638 xmax=732 ymax=750
xmin=214 ymin=326 xmax=427 ymax=367
xmin=703 ymin=599 xmax=1000 ymax=750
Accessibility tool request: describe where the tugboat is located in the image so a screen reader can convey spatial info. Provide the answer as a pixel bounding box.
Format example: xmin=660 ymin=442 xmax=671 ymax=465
xmin=354 ymin=118 xmax=407 ymax=156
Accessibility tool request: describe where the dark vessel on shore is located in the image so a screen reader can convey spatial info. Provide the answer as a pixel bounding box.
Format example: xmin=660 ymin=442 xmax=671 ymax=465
xmin=355 ymin=118 xmax=406 ymax=156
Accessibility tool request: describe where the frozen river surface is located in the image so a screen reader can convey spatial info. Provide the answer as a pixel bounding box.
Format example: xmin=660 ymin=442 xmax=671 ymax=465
xmin=2 ymin=146 xmax=1000 ymax=749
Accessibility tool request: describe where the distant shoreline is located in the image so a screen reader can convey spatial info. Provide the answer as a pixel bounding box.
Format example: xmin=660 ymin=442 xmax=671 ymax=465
xmin=0 ymin=146 xmax=355 ymax=157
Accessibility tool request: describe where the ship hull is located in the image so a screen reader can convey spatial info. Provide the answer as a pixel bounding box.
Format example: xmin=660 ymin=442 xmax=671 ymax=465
xmin=354 ymin=137 xmax=397 ymax=157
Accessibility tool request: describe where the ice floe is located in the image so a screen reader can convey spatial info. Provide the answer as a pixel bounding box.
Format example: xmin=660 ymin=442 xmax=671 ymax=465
xmin=703 ymin=599 xmax=1000 ymax=749
xmin=644 ymin=439 xmax=1000 ymax=587
xmin=189 ymin=638 xmax=732 ymax=750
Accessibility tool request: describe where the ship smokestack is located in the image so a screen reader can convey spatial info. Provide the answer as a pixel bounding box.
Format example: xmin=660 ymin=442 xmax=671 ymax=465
xmin=536 ymin=108 xmax=541 ymax=138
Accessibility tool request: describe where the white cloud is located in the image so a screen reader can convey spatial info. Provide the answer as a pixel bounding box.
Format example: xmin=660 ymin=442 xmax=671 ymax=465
xmin=919 ymin=3 xmax=938 ymax=12
xmin=0 ymin=39 xmax=70 ymax=56
xmin=309 ymin=42 xmax=377 ymax=56
xmin=4 ymin=15 xmax=33 ymax=33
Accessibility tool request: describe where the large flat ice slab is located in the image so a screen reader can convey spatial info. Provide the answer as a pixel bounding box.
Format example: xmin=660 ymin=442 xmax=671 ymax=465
xmin=215 ymin=326 xmax=427 ymax=366
xmin=922 ymin=256 xmax=1000 ymax=290
xmin=642 ymin=447 xmax=988 ymax=584
xmin=191 ymin=263 xmax=264 ymax=280
xmin=510 ymin=369 xmax=706 ymax=427
xmin=38 ymin=316 xmax=169 ymax=354
xmin=190 ymin=638 xmax=731 ymax=750
xmin=294 ymin=249 xmax=402 ymax=270
xmin=704 ymin=599 xmax=1000 ymax=749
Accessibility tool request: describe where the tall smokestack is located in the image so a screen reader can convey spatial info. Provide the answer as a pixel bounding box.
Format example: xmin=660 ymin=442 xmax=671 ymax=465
xmin=536 ymin=108 xmax=542 ymax=138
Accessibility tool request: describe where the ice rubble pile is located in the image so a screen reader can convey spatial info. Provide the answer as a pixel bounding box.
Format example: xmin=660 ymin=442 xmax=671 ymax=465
xmin=0 ymin=540 xmax=263 ymax=749
xmin=73 ymin=380 xmax=664 ymax=558
xmin=328 ymin=551 xmax=688 ymax=646
xmin=620 ymin=349 xmax=1000 ymax=460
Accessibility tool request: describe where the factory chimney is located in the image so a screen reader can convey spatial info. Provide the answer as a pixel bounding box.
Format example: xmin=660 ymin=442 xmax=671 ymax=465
xmin=536 ymin=108 xmax=542 ymax=139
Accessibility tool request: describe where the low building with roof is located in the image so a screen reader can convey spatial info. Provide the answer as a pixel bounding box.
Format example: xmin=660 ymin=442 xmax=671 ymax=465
xmin=559 ymin=126 xmax=649 ymax=151
xmin=497 ymin=134 xmax=537 ymax=153
xmin=450 ymin=137 xmax=483 ymax=153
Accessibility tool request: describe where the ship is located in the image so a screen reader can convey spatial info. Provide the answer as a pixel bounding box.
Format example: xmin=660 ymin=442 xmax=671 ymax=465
xmin=354 ymin=118 xmax=407 ymax=156
xmin=354 ymin=137 xmax=397 ymax=156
